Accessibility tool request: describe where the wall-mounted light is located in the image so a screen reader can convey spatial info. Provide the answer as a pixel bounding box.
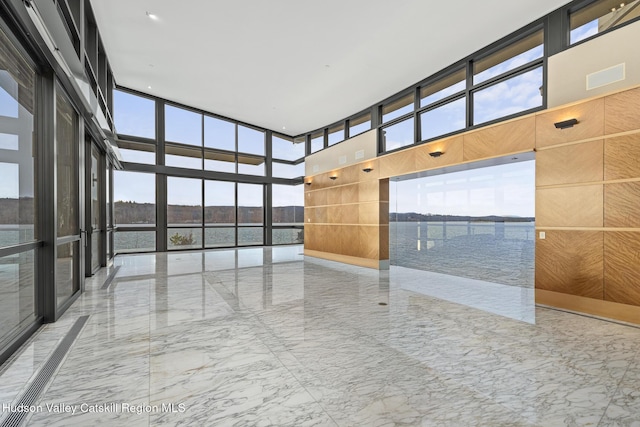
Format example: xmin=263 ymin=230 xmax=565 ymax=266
xmin=362 ymin=167 xmax=373 ymax=173
xmin=554 ymin=118 xmax=578 ymax=129
xmin=429 ymin=151 xmax=444 ymax=158
xmin=329 ymin=176 xmax=338 ymax=180
xmin=305 ymin=182 xmax=312 ymax=186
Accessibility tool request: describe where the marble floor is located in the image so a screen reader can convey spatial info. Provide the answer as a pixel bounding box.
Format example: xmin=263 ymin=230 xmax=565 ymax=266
xmin=1 ymin=245 xmax=640 ymax=426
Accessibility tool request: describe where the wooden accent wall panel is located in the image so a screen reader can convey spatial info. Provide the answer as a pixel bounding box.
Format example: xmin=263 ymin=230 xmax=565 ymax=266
xmin=415 ymin=136 xmax=464 ymax=170
xmin=536 ymin=140 xmax=603 ymax=186
xmin=463 ymin=116 xmax=535 ymax=161
xmin=604 ymin=232 xmax=640 ymax=305
xmin=535 ymin=98 xmax=604 ymax=148
xmin=379 ymin=148 xmax=416 ymax=178
xmin=604 ymin=181 xmax=640 ymax=228
xmin=536 ymin=230 xmax=603 ymax=299
xmin=605 ymin=87 xmax=640 ymax=134
xmin=604 ymin=134 xmax=640 ymax=180
xmin=536 ymin=185 xmax=603 ymax=227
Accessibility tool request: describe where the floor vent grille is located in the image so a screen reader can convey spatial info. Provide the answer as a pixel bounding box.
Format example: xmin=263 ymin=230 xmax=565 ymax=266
xmin=0 ymin=315 xmax=90 ymax=427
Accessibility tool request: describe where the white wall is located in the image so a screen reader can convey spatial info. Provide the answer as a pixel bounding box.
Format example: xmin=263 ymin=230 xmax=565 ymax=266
xmin=548 ymin=20 xmax=640 ymax=107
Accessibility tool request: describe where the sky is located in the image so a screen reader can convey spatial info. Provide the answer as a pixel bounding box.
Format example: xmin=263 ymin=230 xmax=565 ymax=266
xmin=390 ymin=160 xmax=535 ymax=217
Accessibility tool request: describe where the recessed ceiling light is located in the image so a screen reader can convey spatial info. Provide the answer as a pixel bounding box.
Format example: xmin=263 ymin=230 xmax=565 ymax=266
xmin=146 ymin=11 xmax=159 ymax=20
xmin=282 ymin=126 xmax=286 ymax=130
xmin=147 ymin=85 xmax=152 ymax=89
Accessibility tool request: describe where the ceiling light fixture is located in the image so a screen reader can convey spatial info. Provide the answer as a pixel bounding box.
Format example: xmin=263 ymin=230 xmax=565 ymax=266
xmin=554 ymin=118 xmax=579 ymax=129
xmin=429 ymin=151 xmax=444 ymax=158
xmin=146 ymin=11 xmax=159 ymax=20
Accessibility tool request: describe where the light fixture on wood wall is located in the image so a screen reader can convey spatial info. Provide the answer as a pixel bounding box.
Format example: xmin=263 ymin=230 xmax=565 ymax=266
xmin=305 ymin=182 xmax=312 ymax=186
xmin=429 ymin=150 xmax=444 ymax=158
xmin=362 ymin=167 xmax=373 ymax=173
xmin=329 ymin=176 xmax=338 ymax=180
xmin=554 ymin=118 xmax=578 ymax=129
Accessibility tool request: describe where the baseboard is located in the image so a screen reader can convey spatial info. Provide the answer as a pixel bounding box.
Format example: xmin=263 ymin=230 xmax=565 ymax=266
xmin=304 ymin=249 xmax=389 ymax=270
xmin=536 ymin=289 xmax=640 ymax=325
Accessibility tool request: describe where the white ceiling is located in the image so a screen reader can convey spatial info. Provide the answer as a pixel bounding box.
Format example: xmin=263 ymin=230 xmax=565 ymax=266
xmin=90 ymin=0 xmax=571 ymax=136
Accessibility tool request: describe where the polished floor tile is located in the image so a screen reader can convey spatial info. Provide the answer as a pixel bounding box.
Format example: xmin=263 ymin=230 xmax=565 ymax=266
xmin=1 ymin=245 xmax=640 ymax=426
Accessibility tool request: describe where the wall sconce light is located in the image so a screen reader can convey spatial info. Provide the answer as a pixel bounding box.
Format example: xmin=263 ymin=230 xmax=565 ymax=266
xmin=429 ymin=151 xmax=444 ymax=158
xmin=305 ymin=182 xmax=312 ymax=186
xmin=329 ymin=176 xmax=338 ymax=180
xmin=362 ymin=167 xmax=373 ymax=173
xmin=554 ymin=118 xmax=578 ymax=129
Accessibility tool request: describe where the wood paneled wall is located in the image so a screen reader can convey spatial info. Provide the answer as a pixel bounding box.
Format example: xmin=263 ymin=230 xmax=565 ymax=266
xmin=304 ymin=85 xmax=640 ymax=323
xmin=304 ymin=160 xmax=390 ymax=269
xmin=535 ymin=86 xmax=640 ymax=323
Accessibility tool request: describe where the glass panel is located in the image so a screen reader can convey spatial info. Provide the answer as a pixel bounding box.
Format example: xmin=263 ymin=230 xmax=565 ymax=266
xmin=167 ymin=227 xmax=202 ymax=250
xmin=389 ymin=161 xmax=535 ymax=287
xmin=165 ymin=143 xmax=202 ymax=169
xmin=473 ymin=30 xmax=543 ymax=85
xmin=570 ymin=0 xmax=640 ymax=44
xmin=56 ymin=90 xmax=78 ymax=238
xmin=0 ymin=250 xmax=36 ymax=344
xmin=349 ymin=112 xmax=371 ymax=137
xmin=382 ymin=117 xmax=414 ymax=152
xmin=420 ymin=97 xmax=466 ymax=141
xmin=56 ymin=241 xmax=78 ymax=307
xmin=167 ymin=177 xmax=202 ymax=225
xmin=272 ymin=184 xmax=304 ymax=225
xmin=114 ymin=230 xmax=155 ymax=253
xmin=90 ymin=150 xmax=101 ymax=272
xmin=473 ymin=66 xmax=543 ymax=125
xmin=310 ymin=131 xmax=323 ymax=154
xmin=420 ymin=68 xmax=466 ymax=107
xmin=118 ymin=148 xmax=156 ymax=164
xmin=204 ymin=116 xmax=235 ymax=151
xmin=328 ymin=123 xmax=345 ymax=146
xmin=237 ymin=155 xmax=265 ymax=176
xmin=382 ymin=93 xmax=414 ymax=122
xmin=114 ymin=90 xmax=155 ymax=139
xmin=272 ymin=134 xmax=304 ymax=161
xmin=238 ymin=125 xmax=264 ymax=155
xmin=238 ymin=183 xmax=263 ymax=225
xmin=205 ymin=227 xmax=235 ymax=248
xmin=238 ymin=227 xmax=263 ymax=246
xmin=272 ymin=162 xmax=304 ymax=179
xmin=165 ymin=104 xmax=202 ymax=146
xmin=114 ymin=171 xmax=155 ymax=225
xmin=204 ymin=149 xmax=235 ymax=173
xmin=205 ymin=181 xmax=235 ymax=226
xmin=0 ymin=32 xmax=36 ymax=246
xmin=272 ymin=228 xmax=304 ymax=245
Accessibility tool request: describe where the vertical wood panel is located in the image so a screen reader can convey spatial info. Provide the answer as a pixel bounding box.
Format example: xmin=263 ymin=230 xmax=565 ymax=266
xmin=536 ymin=140 xmax=603 ymax=186
xmin=605 ymin=87 xmax=640 ymax=134
xmin=535 ymin=98 xmax=604 ymax=148
xmin=604 ymin=134 xmax=640 ymax=180
xmin=604 ymin=232 xmax=640 ymax=305
xmin=604 ymin=181 xmax=640 ymax=228
xmin=536 ymin=230 xmax=603 ymax=299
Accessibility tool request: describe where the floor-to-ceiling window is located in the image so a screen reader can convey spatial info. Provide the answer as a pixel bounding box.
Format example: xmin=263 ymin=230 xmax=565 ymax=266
xmin=390 ymin=160 xmax=535 ymax=287
xmin=55 ymin=88 xmax=80 ymax=307
xmin=0 ymin=24 xmax=38 ymax=354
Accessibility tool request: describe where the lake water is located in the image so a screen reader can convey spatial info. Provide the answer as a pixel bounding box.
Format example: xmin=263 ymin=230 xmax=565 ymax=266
xmin=2 ymin=222 xmax=534 ymax=289
xmin=390 ymin=221 xmax=535 ymax=288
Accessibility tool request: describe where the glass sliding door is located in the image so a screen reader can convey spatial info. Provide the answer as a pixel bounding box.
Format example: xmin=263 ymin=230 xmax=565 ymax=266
xmin=0 ymin=24 xmax=39 ymax=358
xmin=55 ymin=87 xmax=81 ymax=307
